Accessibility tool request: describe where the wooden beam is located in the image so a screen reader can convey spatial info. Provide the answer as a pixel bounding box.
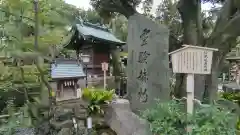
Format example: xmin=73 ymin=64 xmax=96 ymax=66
xmin=61 ymin=82 xmax=64 ymax=97
xmin=0 ymin=113 xmax=21 ymax=119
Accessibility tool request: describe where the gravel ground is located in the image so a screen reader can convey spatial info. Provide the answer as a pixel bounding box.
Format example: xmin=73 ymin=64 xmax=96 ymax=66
xmin=15 ymin=128 xmax=35 ymax=135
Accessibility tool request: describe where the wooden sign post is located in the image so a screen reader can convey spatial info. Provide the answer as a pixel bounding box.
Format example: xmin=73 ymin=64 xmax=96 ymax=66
xmin=101 ymin=62 xmax=108 ymax=89
xmin=169 ymin=45 xmax=218 ymax=133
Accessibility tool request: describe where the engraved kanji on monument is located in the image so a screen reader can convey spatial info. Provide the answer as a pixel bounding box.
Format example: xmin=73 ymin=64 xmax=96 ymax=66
xmin=127 ymin=13 xmax=169 ymax=112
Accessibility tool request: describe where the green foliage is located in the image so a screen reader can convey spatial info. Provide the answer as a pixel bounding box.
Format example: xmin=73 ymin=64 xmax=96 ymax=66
xmin=0 ymin=115 xmax=21 ymax=135
xmin=0 ymin=0 xmax=79 ymax=133
xmin=0 ymin=100 xmax=24 ymax=135
xmin=82 ymin=88 xmax=114 ymax=116
xmin=80 ymin=9 xmax=102 ymax=24
xmin=0 ymin=63 xmax=49 ymax=111
xmin=0 ymin=64 xmax=49 ymax=91
xmin=1 ymin=0 xmax=78 ymax=27
xmin=0 ymin=96 xmax=48 ymax=134
xmin=109 ymin=15 xmax=128 ymax=41
xmin=0 ymin=0 xmax=76 ymax=57
xmin=22 ymin=97 xmax=48 ymax=127
xmin=142 ymin=100 xmax=237 ymax=135
xmin=1 ymin=99 xmax=16 ymax=115
xmin=220 ymin=92 xmax=240 ymax=130
xmin=221 ymin=92 xmax=240 ymax=105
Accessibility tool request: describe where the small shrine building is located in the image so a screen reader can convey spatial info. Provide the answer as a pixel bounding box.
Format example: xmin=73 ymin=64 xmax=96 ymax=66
xmin=50 ymin=19 xmax=125 ymax=101
xmin=51 ymin=58 xmax=86 ymax=101
xmin=64 ymin=19 xmax=125 ymax=78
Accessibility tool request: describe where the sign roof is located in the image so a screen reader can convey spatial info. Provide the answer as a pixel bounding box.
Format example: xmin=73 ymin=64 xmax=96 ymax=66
xmin=169 ymin=45 xmax=218 ymax=55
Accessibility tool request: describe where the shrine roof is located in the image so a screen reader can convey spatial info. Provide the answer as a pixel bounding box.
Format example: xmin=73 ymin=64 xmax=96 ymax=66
xmin=223 ymin=82 xmax=240 ymax=90
xmin=226 ymin=56 xmax=240 ymax=61
xmin=51 ymin=59 xmax=85 ymax=79
xmin=75 ymin=20 xmax=125 ymax=45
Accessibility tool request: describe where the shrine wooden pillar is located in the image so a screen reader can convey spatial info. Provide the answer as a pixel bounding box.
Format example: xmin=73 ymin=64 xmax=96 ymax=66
xmin=74 ymin=80 xmax=77 ymax=96
xmin=61 ymin=81 xmax=64 ymax=97
xmin=56 ymin=81 xmax=61 ymax=98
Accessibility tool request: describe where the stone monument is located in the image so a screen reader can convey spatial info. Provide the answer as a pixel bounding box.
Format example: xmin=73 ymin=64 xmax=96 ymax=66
xmin=127 ymin=13 xmax=169 ymax=112
xmin=104 ymin=99 xmax=152 ymax=135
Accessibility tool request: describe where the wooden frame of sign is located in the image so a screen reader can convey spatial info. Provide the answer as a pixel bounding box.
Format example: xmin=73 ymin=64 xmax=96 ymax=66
xmin=169 ymin=45 xmax=218 ymax=134
xmin=101 ymin=62 xmax=109 ymax=89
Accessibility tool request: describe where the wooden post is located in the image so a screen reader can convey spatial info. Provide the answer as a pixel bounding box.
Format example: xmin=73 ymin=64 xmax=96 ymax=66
xmin=237 ymin=70 xmax=240 ymax=85
xmin=187 ymin=74 xmax=194 ymax=114
xmin=104 ymin=70 xmax=106 ymax=90
xmin=222 ymin=73 xmax=226 ymax=82
xmin=61 ymin=82 xmax=64 ymax=98
xmin=74 ymin=80 xmax=77 ymax=97
xmin=186 ymin=74 xmax=194 ymax=134
xmin=102 ymin=62 xmax=108 ymax=90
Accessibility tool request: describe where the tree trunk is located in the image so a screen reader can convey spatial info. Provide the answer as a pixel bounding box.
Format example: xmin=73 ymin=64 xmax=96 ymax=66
xmin=175 ymin=0 xmax=203 ymax=98
xmin=204 ymin=67 xmax=219 ymax=102
xmin=174 ymin=74 xmax=186 ymax=98
xmin=203 ymin=52 xmax=225 ymax=102
xmin=201 ymin=0 xmax=240 ymax=102
xmin=110 ymin=49 xmax=122 ymax=89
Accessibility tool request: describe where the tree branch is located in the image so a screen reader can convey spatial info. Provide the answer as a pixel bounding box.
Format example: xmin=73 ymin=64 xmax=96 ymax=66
xmin=207 ymin=0 xmax=235 ymax=46
xmin=92 ymin=0 xmax=136 ymax=18
xmin=0 ymin=113 xmax=21 ymax=119
xmin=196 ymin=2 xmax=204 ymax=45
xmin=221 ymin=13 xmax=240 ymax=37
xmin=206 ymin=12 xmax=240 ymax=49
xmin=20 ymin=66 xmax=29 ymax=102
xmin=35 ymin=62 xmax=51 ymax=91
xmin=177 ymin=0 xmax=202 ymax=45
xmin=115 ymin=0 xmax=137 ymax=17
xmin=0 ymin=9 xmax=35 ymax=22
xmin=169 ymin=34 xmax=182 ymax=52
xmin=213 ymin=0 xmax=233 ymax=33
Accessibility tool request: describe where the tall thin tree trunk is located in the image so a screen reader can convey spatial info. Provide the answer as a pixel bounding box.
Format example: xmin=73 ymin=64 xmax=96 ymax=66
xmin=203 ymin=53 xmax=224 ymax=102
xmin=174 ymin=74 xmax=186 ymax=98
xmin=175 ymin=0 xmax=200 ymax=97
xmin=175 ymin=0 xmax=207 ymax=100
xmin=110 ymin=19 xmax=122 ymax=90
xmin=110 ymin=49 xmax=121 ymax=89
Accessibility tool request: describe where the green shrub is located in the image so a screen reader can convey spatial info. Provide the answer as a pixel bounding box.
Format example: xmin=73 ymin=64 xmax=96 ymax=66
xmin=82 ymin=88 xmax=114 ymax=116
xmin=0 ymin=115 xmax=21 ymax=135
xmin=220 ymin=92 xmax=240 ymax=130
xmin=221 ymin=92 xmax=240 ymax=105
xmin=142 ymin=100 xmax=237 ymax=135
